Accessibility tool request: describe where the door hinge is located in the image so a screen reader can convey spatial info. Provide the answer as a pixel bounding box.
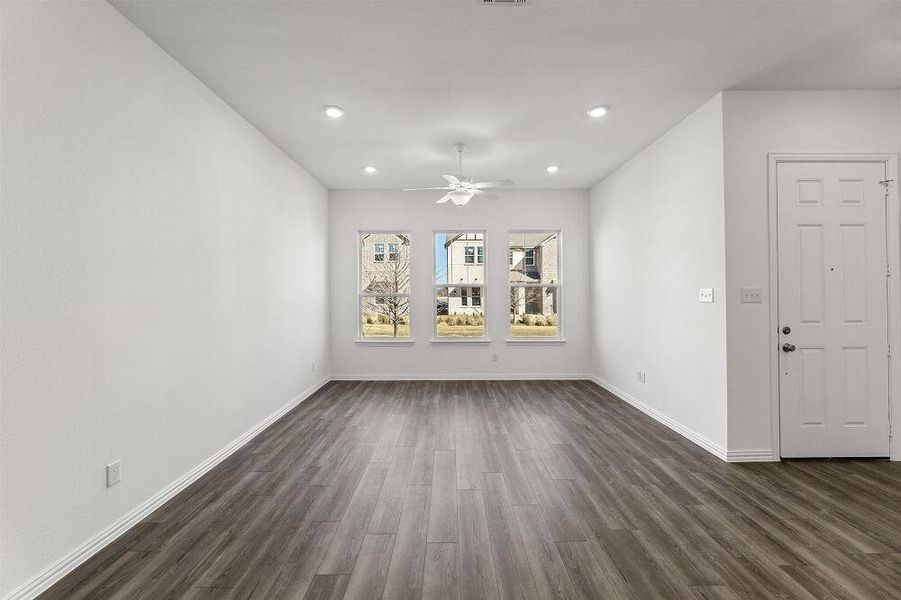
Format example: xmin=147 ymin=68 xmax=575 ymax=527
xmin=889 ymin=343 xmax=893 ymax=358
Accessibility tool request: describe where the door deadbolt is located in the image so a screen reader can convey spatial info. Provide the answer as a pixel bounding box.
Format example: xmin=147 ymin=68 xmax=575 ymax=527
xmin=782 ymin=326 xmax=791 ymax=335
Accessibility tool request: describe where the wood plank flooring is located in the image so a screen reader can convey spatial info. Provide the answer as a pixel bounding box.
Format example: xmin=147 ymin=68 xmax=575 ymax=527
xmin=39 ymin=380 xmax=901 ymax=599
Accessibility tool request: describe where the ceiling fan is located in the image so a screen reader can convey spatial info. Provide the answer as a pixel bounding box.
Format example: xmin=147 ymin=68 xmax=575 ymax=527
xmin=402 ymin=143 xmax=513 ymax=206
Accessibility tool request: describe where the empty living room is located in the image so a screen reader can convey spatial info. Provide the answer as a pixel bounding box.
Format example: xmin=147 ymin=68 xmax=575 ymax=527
xmin=3 ymin=1 xmax=901 ymax=598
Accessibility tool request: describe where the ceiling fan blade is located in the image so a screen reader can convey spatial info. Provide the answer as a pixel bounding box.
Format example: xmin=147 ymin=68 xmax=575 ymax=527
xmin=403 ymin=186 xmax=453 ymax=191
xmin=473 ymin=190 xmax=498 ymax=200
xmin=473 ymin=179 xmax=514 ymax=189
xmin=441 ymin=175 xmax=461 ymax=184
xmin=436 ymin=193 xmax=452 ymax=204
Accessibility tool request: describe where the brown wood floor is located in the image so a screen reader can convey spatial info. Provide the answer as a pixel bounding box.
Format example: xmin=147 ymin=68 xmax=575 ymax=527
xmin=40 ymin=380 xmax=901 ymax=599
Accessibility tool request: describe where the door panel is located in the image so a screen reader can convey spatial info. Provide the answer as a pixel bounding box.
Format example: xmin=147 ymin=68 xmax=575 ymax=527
xmin=797 ymin=225 xmax=825 ymax=324
xmin=799 ymin=347 xmax=826 ymax=427
xmin=778 ymin=161 xmax=890 ymax=457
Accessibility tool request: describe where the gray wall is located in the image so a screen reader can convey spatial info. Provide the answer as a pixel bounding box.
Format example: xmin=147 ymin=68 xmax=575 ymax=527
xmin=0 ymin=3 xmax=329 ymax=595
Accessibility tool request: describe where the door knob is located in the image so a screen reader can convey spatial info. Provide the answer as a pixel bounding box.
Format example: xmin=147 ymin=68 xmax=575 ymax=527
xmin=782 ymin=343 xmax=796 ymax=352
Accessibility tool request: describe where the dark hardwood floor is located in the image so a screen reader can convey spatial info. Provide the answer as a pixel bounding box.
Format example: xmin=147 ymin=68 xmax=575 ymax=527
xmin=40 ymin=380 xmax=901 ymax=599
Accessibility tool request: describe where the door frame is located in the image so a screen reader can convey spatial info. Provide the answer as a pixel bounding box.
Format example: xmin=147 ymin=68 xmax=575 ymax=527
xmin=768 ymin=153 xmax=901 ymax=460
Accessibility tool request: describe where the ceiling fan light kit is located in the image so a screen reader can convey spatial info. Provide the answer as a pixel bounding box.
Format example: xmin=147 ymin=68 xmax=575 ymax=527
xmin=402 ymin=143 xmax=513 ymax=206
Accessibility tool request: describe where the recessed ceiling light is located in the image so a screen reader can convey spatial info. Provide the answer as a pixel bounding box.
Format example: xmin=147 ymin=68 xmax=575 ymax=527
xmin=323 ymin=105 xmax=345 ymax=118
xmin=586 ymin=105 xmax=608 ymax=118
xmin=364 ymin=166 xmax=377 ymax=174
xmin=546 ymin=165 xmax=559 ymax=174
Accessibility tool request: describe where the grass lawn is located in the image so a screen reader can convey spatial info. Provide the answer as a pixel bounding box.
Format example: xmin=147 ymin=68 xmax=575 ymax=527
xmin=510 ymin=325 xmax=559 ymax=337
xmin=436 ymin=323 xmax=485 ymax=337
xmin=361 ymin=323 xmax=411 ymax=338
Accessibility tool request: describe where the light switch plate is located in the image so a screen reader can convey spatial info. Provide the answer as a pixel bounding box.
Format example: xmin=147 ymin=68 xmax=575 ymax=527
xmin=740 ymin=287 xmax=763 ymax=303
xmin=699 ymin=288 xmax=714 ymax=303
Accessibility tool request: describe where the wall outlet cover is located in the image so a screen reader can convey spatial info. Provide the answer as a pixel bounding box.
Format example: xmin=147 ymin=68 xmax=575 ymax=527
xmin=699 ymin=288 xmax=714 ymax=303
xmin=106 ymin=460 xmax=121 ymax=488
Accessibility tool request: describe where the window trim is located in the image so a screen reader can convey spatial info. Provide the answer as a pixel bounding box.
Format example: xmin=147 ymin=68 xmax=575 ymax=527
xmin=358 ymin=231 xmax=413 ymax=343
xmin=507 ymin=230 xmax=564 ymax=342
xmin=433 ymin=230 xmax=489 ymax=342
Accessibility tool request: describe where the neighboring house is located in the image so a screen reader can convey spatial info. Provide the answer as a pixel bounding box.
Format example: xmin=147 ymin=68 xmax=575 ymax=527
xmin=509 ymin=232 xmax=558 ymax=317
xmin=442 ymin=232 xmax=559 ymax=317
xmin=361 ymin=232 xmax=411 ymax=297
xmin=444 ymin=233 xmax=485 ymax=315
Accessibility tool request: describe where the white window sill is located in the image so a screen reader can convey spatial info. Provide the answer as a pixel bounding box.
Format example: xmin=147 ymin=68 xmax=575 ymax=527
xmin=355 ymin=339 xmax=416 ymax=346
xmin=505 ymin=338 xmax=566 ymax=345
xmin=430 ymin=338 xmax=492 ymax=344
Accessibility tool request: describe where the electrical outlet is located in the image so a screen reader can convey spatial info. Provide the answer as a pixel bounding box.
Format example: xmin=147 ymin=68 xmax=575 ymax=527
xmin=635 ymin=369 xmax=647 ymax=383
xmin=699 ymin=288 xmax=714 ymax=303
xmin=106 ymin=460 xmax=121 ymax=488
xmin=492 ymin=352 xmax=498 ymax=362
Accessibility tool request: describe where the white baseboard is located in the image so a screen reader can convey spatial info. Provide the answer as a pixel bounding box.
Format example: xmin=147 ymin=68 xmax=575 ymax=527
xmin=3 ymin=376 xmax=331 ymax=600
xmin=330 ymin=373 xmax=592 ymax=381
xmin=589 ymin=375 xmax=730 ymax=462
xmin=588 ymin=376 xmax=778 ymax=463
xmin=725 ymin=449 xmax=778 ymax=462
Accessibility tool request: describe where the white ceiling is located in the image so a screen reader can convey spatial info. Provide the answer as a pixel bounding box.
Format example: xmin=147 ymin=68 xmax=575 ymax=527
xmin=111 ymin=0 xmax=901 ymax=190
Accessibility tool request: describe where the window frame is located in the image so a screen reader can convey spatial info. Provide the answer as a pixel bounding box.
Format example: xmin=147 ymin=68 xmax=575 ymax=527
xmin=357 ymin=231 xmax=413 ymax=344
xmin=433 ymin=230 xmax=489 ymax=343
xmin=507 ymin=230 xmax=564 ymax=343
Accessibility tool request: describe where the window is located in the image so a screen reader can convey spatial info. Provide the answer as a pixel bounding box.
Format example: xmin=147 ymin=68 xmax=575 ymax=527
xmin=360 ymin=232 xmax=411 ymax=339
xmin=509 ymin=231 xmax=560 ymax=339
xmin=435 ymin=232 xmax=486 ymax=339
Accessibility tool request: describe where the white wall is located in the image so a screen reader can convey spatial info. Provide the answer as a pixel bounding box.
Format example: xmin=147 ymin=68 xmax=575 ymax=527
xmin=722 ymin=90 xmax=901 ymax=455
xmin=328 ymin=190 xmax=590 ymax=378
xmin=589 ymin=93 xmax=728 ymax=453
xmin=0 ymin=2 xmax=329 ymax=596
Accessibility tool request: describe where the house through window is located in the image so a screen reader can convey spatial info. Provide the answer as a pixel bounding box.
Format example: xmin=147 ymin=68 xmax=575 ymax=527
xmin=359 ymin=232 xmax=411 ymax=338
xmin=509 ymin=231 xmax=560 ymax=339
xmin=435 ymin=231 xmax=486 ymax=339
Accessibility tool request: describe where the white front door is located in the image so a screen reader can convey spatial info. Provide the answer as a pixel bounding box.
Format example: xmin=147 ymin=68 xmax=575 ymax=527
xmin=778 ymin=161 xmax=890 ymax=458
